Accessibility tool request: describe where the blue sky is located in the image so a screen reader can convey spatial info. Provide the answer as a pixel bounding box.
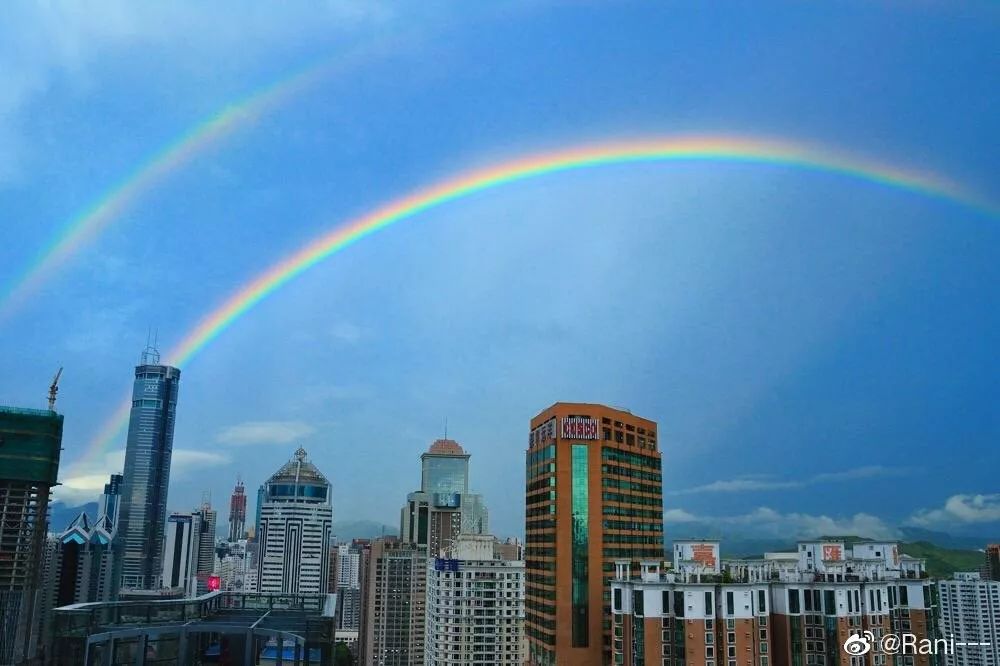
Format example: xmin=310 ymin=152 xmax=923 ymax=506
xmin=1 ymin=1 xmax=997 ymax=541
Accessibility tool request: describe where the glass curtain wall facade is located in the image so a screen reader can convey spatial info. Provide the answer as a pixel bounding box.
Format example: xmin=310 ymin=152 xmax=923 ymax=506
xmin=117 ymin=348 xmax=181 ymax=590
xmin=571 ymin=444 xmax=590 ymax=648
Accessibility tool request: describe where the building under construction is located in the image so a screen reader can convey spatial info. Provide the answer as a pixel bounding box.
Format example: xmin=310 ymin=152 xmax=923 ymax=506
xmin=0 ymin=403 xmax=64 ymax=664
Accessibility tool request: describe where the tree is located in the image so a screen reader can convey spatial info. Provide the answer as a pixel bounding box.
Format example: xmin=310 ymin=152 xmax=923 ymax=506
xmin=333 ymin=642 xmax=355 ymax=666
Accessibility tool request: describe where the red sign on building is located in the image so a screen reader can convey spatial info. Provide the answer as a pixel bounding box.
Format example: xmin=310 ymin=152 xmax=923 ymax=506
xmin=561 ymin=417 xmax=599 ymax=440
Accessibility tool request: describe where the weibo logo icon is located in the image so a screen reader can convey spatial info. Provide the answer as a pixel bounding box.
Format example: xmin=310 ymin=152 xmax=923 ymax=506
xmin=843 ymin=631 xmax=874 ymax=655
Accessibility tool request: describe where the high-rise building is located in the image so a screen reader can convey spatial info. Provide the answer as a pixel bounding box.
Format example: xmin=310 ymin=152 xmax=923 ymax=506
xmin=117 ymin=344 xmax=181 ymax=590
xmin=337 ymin=543 xmax=362 ymax=588
xmin=35 ymin=473 xmax=121 ymax=653
xmin=161 ymin=512 xmax=201 ymax=596
xmin=611 ymin=539 xmax=936 ymax=666
xmin=333 ymin=541 xmax=366 ymax=633
xmin=400 ymin=439 xmax=489 ymax=558
xmin=256 ymin=447 xmax=333 ymax=594
xmin=216 ymin=539 xmax=252 ymax=592
xmin=985 ymin=544 xmax=1000 ymax=582
xmin=195 ymin=500 xmax=217 ymax=595
xmin=425 ymin=534 xmax=525 ymax=666
xmin=525 ymin=403 xmax=663 ymax=666
xmin=939 ymin=572 xmax=1000 ymax=666
xmin=228 ymin=479 xmax=247 ymax=542
xmin=0 ymin=403 xmax=63 ymax=664
xmin=363 ymin=538 xmax=428 ymax=666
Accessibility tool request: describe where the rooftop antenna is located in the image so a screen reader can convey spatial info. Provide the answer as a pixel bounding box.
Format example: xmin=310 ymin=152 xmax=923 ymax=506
xmin=444 ymin=417 xmax=448 ymax=441
xmin=140 ymin=327 xmax=161 ymax=365
xmin=47 ymin=367 xmax=63 ymax=410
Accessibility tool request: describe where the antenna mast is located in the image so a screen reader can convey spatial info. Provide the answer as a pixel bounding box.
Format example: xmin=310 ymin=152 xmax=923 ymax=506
xmin=48 ymin=367 xmax=63 ymax=410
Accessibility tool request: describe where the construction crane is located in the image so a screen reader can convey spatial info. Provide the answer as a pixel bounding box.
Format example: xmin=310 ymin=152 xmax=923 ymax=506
xmin=48 ymin=367 xmax=63 ymax=410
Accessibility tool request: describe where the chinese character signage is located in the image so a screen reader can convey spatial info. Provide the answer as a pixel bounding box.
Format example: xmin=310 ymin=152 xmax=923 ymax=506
xmin=561 ymin=417 xmax=599 ymax=440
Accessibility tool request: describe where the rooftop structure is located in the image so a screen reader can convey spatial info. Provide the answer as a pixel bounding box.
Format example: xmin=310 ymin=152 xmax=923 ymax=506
xmin=610 ymin=539 xmax=935 ymax=666
xmin=50 ymin=591 xmax=336 ymax=665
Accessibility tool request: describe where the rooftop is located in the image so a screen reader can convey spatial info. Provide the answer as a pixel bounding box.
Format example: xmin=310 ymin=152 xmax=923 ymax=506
xmin=427 ymin=438 xmax=466 ymax=455
xmin=267 ymin=447 xmax=330 ymax=486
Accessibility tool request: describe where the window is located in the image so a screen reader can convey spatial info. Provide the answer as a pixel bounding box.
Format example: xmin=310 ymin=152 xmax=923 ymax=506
xmin=613 ymin=588 xmax=622 ymax=611
xmin=571 ymin=445 xmax=590 ymax=647
xmin=899 ymin=586 xmax=908 ymax=605
xmin=727 ymin=591 xmax=735 ymax=616
xmin=674 ymin=592 xmax=685 ymax=618
xmin=633 ymin=590 xmax=644 ymax=617
xmin=706 ymin=633 xmax=714 ymax=645
xmin=705 ymin=591 xmax=714 ymax=611
xmin=706 ymin=647 xmax=715 ymax=658
xmin=788 ymin=589 xmax=800 ymax=614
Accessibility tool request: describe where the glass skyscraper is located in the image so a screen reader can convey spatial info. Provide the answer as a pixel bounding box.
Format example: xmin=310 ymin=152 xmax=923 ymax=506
xmin=400 ymin=439 xmax=489 ymax=556
xmin=116 ymin=345 xmax=181 ymax=590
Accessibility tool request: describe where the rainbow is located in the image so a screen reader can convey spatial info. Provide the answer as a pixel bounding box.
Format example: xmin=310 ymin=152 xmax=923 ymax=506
xmin=0 ymin=41 xmax=392 ymax=322
xmin=69 ymin=134 xmax=997 ymax=477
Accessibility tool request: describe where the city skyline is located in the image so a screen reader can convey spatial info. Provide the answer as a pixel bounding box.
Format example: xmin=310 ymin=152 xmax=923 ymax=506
xmin=1 ymin=1 xmax=998 ymax=544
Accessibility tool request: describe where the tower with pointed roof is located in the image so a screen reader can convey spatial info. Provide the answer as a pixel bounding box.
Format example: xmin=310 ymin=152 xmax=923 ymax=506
xmin=255 ymin=447 xmax=333 ymax=594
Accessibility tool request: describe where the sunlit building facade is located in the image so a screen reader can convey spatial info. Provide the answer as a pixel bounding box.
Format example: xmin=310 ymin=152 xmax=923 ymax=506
xmin=525 ymin=403 xmax=663 ymax=666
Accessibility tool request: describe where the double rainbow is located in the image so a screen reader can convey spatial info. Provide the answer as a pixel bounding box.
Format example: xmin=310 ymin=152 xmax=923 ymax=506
xmin=69 ymin=134 xmax=996 ymax=476
xmin=0 ymin=41 xmax=393 ymax=321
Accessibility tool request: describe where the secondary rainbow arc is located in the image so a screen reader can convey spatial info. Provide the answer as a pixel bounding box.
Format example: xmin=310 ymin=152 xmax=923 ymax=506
xmin=71 ymin=134 xmax=997 ymax=477
xmin=0 ymin=44 xmax=384 ymax=321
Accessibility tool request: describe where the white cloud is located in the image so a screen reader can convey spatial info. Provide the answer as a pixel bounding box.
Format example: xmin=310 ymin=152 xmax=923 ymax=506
xmin=53 ymin=447 xmax=228 ymax=505
xmin=330 ymin=322 xmax=364 ymax=344
xmin=665 ymin=505 xmax=900 ymax=541
xmin=0 ymin=2 xmax=403 ymax=181
xmin=663 ymin=508 xmax=699 ymax=523
xmin=216 ymin=420 xmax=316 ymax=445
xmin=908 ymin=494 xmax=1000 ymax=527
xmin=172 ymin=449 xmax=230 ymax=471
xmin=670 ymin=465 xmax=908 ymax=496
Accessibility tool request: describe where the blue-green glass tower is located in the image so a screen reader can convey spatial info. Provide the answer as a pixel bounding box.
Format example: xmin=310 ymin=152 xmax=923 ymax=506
xmin=116 ymin=344 xmax=181 ymax=590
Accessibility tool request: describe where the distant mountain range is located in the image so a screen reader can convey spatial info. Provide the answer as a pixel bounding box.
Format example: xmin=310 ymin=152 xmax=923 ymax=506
xmin=665 ymin=525 xmax=990 ymax=578
xmin=47 ymin=501 xmax=988 ymax=578
xmin=49 ymin=501 xmax=98 ymax=533
xmin=333 ymin=520 xmax=397 ymax=541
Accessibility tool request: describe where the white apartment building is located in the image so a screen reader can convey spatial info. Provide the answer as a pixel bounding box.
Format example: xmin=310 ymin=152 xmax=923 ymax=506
xmin=939 ymin=572 xmax=1000 ymax=666
xmin=336 ymin=544 xmax=362 ymax=588
xmin=424 ymin=534 xmax=524 ymax=666
xmin=256 ymin=448 xmax=333 ymax=595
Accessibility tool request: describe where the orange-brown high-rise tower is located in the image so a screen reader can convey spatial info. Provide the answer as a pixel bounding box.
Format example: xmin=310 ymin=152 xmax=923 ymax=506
xmin=525 ymin=402 xmax=664 ymax=666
